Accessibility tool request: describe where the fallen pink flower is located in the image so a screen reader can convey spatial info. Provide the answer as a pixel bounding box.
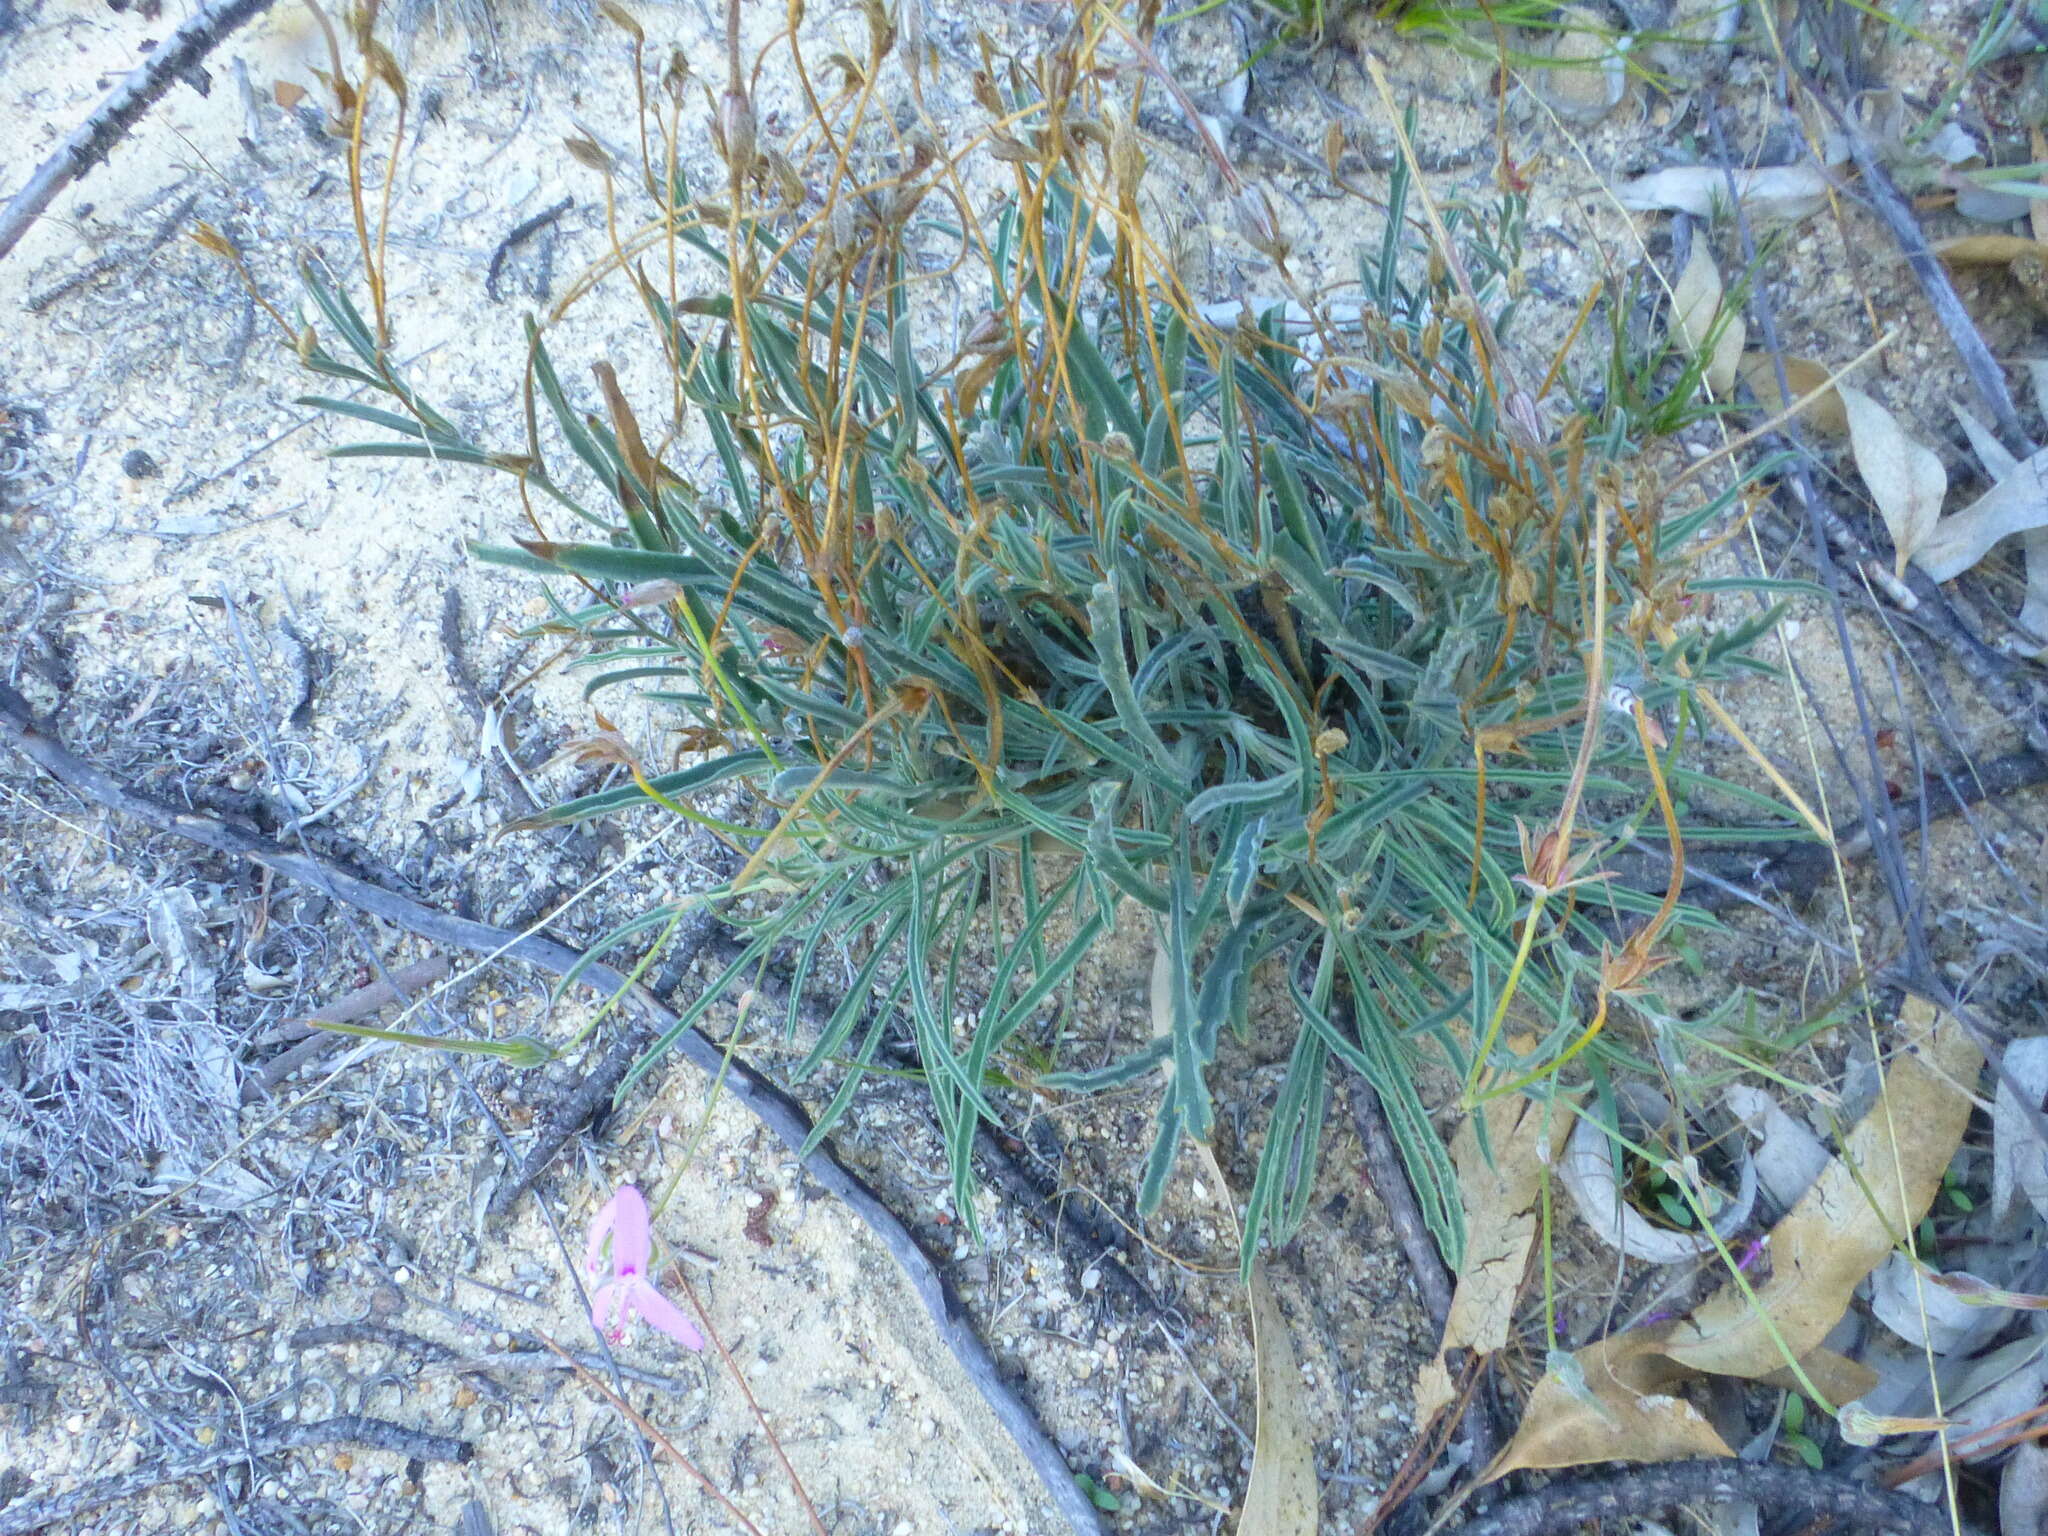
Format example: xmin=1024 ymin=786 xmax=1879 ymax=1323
xmin=584 ymin=1185 xmax=705 ymax=1350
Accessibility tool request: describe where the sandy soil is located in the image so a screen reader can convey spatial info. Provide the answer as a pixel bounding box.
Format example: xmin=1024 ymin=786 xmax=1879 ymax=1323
xmin=4 ymin=0 xmax=2046 ymax=1533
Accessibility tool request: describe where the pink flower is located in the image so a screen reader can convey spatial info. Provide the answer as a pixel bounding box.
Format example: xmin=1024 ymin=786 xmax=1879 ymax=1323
xmin=584 ymin=1185 xmax=705 ymax=1350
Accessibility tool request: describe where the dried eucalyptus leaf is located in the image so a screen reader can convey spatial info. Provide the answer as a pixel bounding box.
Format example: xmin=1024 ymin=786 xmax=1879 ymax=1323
xmin=1670 ymin=238 xmax=1744 ymax=397
xmin=1927 ymin=122 xmax=1983 ymax=165
xmin=1560 ymin=1088 xmax=1755 ymax=1264
xmin=1663 ymin=1001 xmax=1980 ymax=1381
xmin=1839 ymin=384 xmax=1948 ymax=577
xmin=1618 ymin=164 xmax=1833 ymax=222
xmin=1414 ymin=1092 xmax=1573 ymax=1423
xmin=1242 ymin=1259 xmax=1318 ymax=1536
xmin=1957 ymin=180 xmax=2037 ymax=225
xmin=2003 ymin=1441 xmax=2048 ymax=1536
xmin=149 ymin=1151 xmax=272 ymax=1212
xmin=1993 ymin=1036 xmax=2048 ymax=1225
xmin=1490 ymin=1323 xmax=1733 ymax=1474
xmin=1913 ymin=445 xmax=2048 ymax=582
xmin=1725 ymin=1084 xmax=1830 ymax=1211
xmin=1736 ymin=353 xmax=1849 ymax=435
xmin=1946 ymin=1333 xmax=2048 ymax=1445
xmin=146 ymin=887 xmax=217 ymax=1001
xmin=1933 ymin=233 xmax=2048 ymax=266
xmin=1868 ymin=1252 xmax=1988 ymax=1353
xmin=1192 ymin=1139 xmax=1316 ymax=1536
xmin=1953 ymin=401 xmax=2020 ymax=481
xmin=2018 ymin=530 xmax=2048 ymax=656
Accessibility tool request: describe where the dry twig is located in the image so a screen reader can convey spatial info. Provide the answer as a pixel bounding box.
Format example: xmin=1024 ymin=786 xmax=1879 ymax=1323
xmin=0 ymin=0 xmax=277 ymax=262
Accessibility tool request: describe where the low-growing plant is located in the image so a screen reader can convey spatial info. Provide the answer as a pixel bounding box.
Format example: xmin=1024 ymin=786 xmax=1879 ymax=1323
xmin=274 ymin=6 xmax=1800 ymax=1273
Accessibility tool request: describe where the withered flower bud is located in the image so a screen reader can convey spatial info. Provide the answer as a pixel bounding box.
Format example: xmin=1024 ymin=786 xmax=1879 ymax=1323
xmin=718 ymin=86 xmax=756 ymax=176
xmin=662 ymin=49 xmax=692 ymax=104
xmin=1231 ymin=185 xmax=1290 ymax=266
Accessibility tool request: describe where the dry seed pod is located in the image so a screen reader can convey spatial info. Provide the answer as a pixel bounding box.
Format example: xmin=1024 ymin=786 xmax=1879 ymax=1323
xmin=863 ymin=0 xmax=895 ymax=58
xmin=828 ymin=197 xmax=857 ymax=252
xmin=661 ymin=49 xmax=691 ymax=103
xmin=564 ymin=135 xmax=613 ymax=174
xmin=1111 ymin=117 xmax=1144 ymax=201
xmin=1232 ymin=185 xmax=1290 ymax=266
xmin=718 ymin=87 xmax=756 ymax=177
xmin=596 ymin=1 xmax=642 ymax=43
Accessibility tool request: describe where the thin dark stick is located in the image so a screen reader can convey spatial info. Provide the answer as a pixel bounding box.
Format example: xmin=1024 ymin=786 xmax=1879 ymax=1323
xmin=293 ymin=1320 xmax=695 ymax=1393
xmin=0 ymin=1415 xmax=470 ymax=1536
xmin=1812 ymin=102 xmax=2029 ymax=451
xmin=1445 ymin=1459 xmax=1952 ymax=1536
xmin=1347 ymin=1077 xmax=1453 ymax=1330
xmin=25 ymin=186 xmax=202 ymax=312
xmin=699 ymin=927 xmax=1170 ymax=1319
xmin=1604 ymin=749 xmax=2048 ymax=913
xmin=487 ymin=908 xmax=713 ymax=1219
xmin=244 ymin=954 xmax=455 ymax=1100
xmin=1882 ymin=1400 xmax=2048 ymax=1487
xmin=425 ymin=1347 xmax=694 ymax=1393
xmin=1702 ymin=88 xmax=2048 ymax=1167
xmin=291 ymin=1322 xmax=461 ymax=1362
xmin=0 ymin=0 xmax=278 ymax=262
xmin=485 ymin=196 xmax=573 ymax=302
xmin=1350 ymin=1070 xmax=1504 ymax=1507
xmin=0 ymin=681 xmax=1105 ymax=1536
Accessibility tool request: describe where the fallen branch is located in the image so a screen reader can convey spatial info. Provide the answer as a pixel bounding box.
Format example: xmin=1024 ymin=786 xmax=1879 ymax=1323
xmin=0 ymin=0 xmax=277 ymax=262
xmin=1447 ymin=1459 xmax=1952 ymax=1536
xmin=0 ymin=1415 xmax=470 ymax=1536
xmin=1347 ymin=1077 xmax=1454 ymax=1330
xmin=0 ymin=680 xmax=1104 ymax=1536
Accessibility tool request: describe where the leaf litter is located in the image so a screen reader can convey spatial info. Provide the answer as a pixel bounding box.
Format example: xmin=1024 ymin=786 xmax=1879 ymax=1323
xmin=1669 ymin=237 xmax=1744 ymax=399
xmin=1413 ymin=1088 xmax=1572 ymax=1426
xmin=1485 ymin=1000 xmax=1982 ymax=1475
xmin=1838 ymin=384 xmax=1948 ymax=578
